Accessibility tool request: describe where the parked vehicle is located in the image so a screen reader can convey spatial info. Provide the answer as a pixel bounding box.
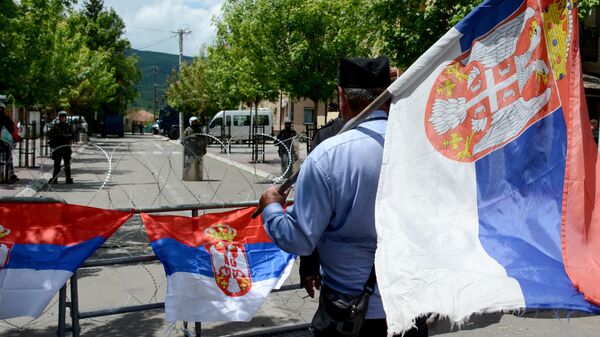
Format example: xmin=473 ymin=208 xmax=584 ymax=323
xmin=101 ymin=114 xmax=124 ymax=137
xmin=158 ymin=106 xmax=192 ymax=140
xmin=151 ymin=121 xmax=160 ymax=134
xmin=206 ymin=109 xmax=273 ymax=142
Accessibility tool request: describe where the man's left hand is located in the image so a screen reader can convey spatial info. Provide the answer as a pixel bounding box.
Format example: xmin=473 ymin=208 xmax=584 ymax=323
xmin=252 ymin=183 xmax=291 ymax=218
xmin=258 ymin=186 xmax=287 ymax=211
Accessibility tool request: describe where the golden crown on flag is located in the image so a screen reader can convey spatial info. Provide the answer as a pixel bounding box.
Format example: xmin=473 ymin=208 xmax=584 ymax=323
xmin=0 ymin=225 xmax=10 ymax=238
xmin=204 ymin=224 xmax=237 ymax=242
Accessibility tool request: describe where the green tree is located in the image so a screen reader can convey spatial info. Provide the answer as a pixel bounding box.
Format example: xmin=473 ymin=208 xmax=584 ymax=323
xmin=69 ymin=0 xmax=140 ymax=118
xmin=8 ymin=0 xmax=77 ymax=107
xmin=580 ymin=0 xmax=600 ymax=18
xmin=368 ymin=0 xmax=480 ymax=68
xmin=0 ymin=1 xmax=20 ymax=94
xmin=166 ymin=58 xmax=211 ymax=113
xmin=207 ymin=0 xmax=369 ymax=123
xmin=370 ymin=0 xmax=599 ymax=68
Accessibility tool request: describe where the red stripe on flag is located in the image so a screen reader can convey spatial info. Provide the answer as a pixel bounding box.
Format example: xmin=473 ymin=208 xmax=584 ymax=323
xmin=560 ymin=4 xmax=600 ymax=307
xmin=142 ymin=207 xmax=272 ymax=246
xmin=0 ymin=203 xmax=132 ymax=245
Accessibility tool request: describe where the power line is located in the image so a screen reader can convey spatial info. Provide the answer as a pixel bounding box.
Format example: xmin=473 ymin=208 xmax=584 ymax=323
xmin=135 ymin=37 xmax=174 ymax=50
xmin=172 ymin=28 xmax=192 ymax=141
xmin=127 ymin=26 xmax=172 ymax=33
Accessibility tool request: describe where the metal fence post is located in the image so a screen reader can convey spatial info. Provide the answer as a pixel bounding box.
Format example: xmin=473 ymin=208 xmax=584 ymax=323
xmin=31 ymin=121 xmax=37 ymax=167
xmin=190 ymin=209 xmax=202 ymax=337
xmin=70 ymin=272 xmax=81 ymax=337
xmin=57 ymin=284 xmax=67 ymax=337
xmin=195 ymin=322 xmax=202 ymax=336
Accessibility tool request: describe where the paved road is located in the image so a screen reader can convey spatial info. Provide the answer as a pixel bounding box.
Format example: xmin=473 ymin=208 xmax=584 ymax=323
xmin=2 ymin=134 xmax=600 ymax=336
xmin=2 ymin=135 xmax=317 ymax=337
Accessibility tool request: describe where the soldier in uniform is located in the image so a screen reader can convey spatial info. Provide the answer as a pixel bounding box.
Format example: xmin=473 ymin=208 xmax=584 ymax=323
xmin=275 ymin=119 xmax=297 ymax=178
xmin=182 ymin=116 xmax=208 ymax=180
xmin=48 ymin=111 xmax=74 ymax=184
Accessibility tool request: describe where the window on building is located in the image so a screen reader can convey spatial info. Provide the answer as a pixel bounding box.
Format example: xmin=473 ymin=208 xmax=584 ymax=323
xmin=303 ymin=108 xmax=314 ymax=125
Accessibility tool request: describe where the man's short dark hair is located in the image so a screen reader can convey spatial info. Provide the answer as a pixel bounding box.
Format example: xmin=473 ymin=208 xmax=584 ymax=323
xmin=342 ymin=87 xmax=387 ymax=112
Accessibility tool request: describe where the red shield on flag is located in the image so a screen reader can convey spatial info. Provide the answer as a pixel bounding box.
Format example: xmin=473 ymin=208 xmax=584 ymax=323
xmin=204 ymin=224 xmax=252 ymax=297
xmin=424 ymin=4 xmax=561 ymax=162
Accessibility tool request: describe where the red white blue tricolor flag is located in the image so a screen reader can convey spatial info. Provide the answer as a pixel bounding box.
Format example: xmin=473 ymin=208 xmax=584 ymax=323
xmin=0 ymin=202 xmax=132 ymax=319
xmin=142 ymin=207 xmax=295 ymax=322
xmin=375 ymin=0 xmax=600 ymax=333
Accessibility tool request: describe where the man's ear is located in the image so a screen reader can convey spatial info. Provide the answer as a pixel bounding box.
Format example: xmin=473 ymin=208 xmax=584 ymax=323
xmin=338 ymin=87 xmax=350 ymax=120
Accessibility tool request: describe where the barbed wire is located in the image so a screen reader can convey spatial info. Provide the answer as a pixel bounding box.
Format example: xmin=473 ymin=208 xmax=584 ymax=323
xmin=1 ymin=135 xmax=317 ymax=336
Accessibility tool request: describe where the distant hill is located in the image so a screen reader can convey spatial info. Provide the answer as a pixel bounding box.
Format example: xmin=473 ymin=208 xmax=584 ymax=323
xmin=125 ymin=48 xmax=193 ymax=111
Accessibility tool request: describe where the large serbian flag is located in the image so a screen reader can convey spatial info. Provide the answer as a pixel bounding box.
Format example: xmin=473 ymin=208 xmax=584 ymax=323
xmin=0 ymin=202 xmax=132 ymax=319
xmin=142 ymin=207 xmax=295 ymax=322
xmin=375 ymin=0 xmax=600 ymax=333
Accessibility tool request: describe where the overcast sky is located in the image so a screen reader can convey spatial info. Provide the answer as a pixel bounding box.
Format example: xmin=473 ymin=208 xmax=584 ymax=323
xmin=92 ymin=0 xmax=224 ymax=56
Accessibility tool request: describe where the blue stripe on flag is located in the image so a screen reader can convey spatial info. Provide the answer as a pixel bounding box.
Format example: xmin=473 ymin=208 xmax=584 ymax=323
xmin=151 ymin=238 xmax=294 ymax=281
xmin=476 ymin=110 xmax=600 ymax=312
xmin=5 ymin=237 xmax=104 ymax=272
xmin=455 ymin=0 xmax=525 ymax=52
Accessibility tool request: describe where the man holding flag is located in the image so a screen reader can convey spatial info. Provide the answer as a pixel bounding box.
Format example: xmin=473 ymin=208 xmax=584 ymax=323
xmin=258 ymin=56 xmax=428 ymax=337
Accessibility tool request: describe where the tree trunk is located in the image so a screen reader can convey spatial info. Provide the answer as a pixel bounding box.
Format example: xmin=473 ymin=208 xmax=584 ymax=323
xmin=311 ymin=96 xmax=318 ymax=127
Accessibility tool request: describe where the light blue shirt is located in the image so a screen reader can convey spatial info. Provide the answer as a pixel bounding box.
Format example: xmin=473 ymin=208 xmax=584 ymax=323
xmin=263 ymin=110 xmax=387 ymax=319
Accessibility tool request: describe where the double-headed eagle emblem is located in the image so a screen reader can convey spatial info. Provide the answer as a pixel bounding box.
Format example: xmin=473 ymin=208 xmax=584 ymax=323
xmin=204 ymin=224 xmax=252 ymax=297
xmin=426 ymin=5 xmax=565 ymax=161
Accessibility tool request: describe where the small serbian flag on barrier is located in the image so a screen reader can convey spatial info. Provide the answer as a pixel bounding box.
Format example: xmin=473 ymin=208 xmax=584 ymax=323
xmin=375 ymin=0 xmax=600 ymax=334
xmin=142 ymin=207 xmax=295 ymax=322
xmin=0 ymin=202 xmax=132 ymax=319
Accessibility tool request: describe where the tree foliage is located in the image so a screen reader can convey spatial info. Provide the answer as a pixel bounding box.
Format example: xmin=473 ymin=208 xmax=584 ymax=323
xmin=0 ymin=0 xmax=139 ymax=119
xmin=169 ymin=0 xmax=370 ymax=121
xmin=167 ymin=0 xmax=600 ymax=120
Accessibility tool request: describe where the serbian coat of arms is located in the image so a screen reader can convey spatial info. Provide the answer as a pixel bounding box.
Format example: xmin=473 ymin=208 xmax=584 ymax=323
xmin=0 ymin=224 xmax=12 ymax=270
xmin=204 ymin=224 xmax=252 ymax=297
xmin=425 ymin=1 xmax=572 ymax=162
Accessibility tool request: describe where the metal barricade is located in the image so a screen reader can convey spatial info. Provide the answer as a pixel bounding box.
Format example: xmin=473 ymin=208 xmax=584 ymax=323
xmin=17 ymin=121 xmax=38 ymax=168
xmin=0 ymin=142 xmax=9 ymax=183
xmin=43 ymin=199 xmax=305 ymax=337
xmin=220 ymin=125 xmax=231 ymax=153
xmin=304 ymin=124 xmax=316 ymax=151
xmin=39 ymin=116 xmax=50 ymax=158
xmin=251 ymin=125 xmax=266 ymax=163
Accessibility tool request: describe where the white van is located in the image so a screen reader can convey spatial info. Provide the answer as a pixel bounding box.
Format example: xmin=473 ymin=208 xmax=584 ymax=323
xmin=207 ymin=109 xmax=273 ymax=142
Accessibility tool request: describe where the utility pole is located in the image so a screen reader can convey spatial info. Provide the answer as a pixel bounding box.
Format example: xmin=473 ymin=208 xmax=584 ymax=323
xmin=173 ymin=28 xmax=192 ymax=140
xmin=152 ymin=65 xmax=158 ymax=116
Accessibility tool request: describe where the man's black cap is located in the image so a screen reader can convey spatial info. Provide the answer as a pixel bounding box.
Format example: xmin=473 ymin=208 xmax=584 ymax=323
xmin=337 ymin=56 xmax=391 ymax=88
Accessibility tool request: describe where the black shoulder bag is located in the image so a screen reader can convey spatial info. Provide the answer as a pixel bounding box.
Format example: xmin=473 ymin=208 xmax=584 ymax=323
xmin=311 ymin=266 xmax=377 ymax=337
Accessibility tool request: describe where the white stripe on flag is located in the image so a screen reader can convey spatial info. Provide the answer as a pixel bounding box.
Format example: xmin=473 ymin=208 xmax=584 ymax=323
xmin=166 ymin=272 xmax=286 ymax=322
xmin=375 ymin=27 xmax=525 ymax=333
xmin=0 ymin=269 xmax=72 ymax=319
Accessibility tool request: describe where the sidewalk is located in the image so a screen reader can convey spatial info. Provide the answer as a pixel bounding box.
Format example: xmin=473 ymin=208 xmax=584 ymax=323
xmin=0 ymin=138 xmax=81 ymax=198
xmin=203 ymin=139 xmax=308 ymax=182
